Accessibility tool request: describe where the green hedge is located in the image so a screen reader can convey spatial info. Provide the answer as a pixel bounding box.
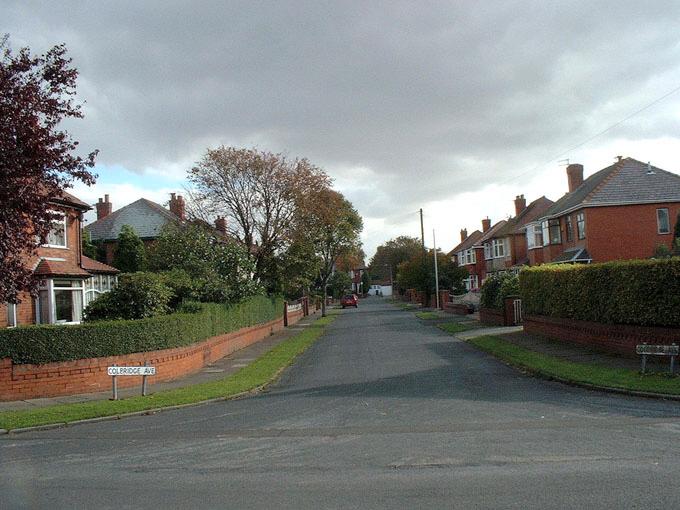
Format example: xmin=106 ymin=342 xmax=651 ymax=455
xmin=0 ymin=295 xmax=283 ymax=365
xmin=480 ymin=273 xmax=519 ymax=310
xmin=520 ymin=259 xmax=680 ymax=327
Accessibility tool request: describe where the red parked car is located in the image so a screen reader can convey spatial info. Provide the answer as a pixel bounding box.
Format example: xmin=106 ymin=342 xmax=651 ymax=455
xmin=341 ymin=294 xmax=358 ymax=308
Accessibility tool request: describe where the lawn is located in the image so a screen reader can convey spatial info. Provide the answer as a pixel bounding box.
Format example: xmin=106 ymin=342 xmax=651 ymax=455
xmin=468 ymin=335 xmax=680 ymax=396
xmin=437 ymin=322 xmax=477 ymax=334
xmin=0 ymin=315 xmax=336 ymax=431
xmin=415 ymin=311 xmax=440 ymax=320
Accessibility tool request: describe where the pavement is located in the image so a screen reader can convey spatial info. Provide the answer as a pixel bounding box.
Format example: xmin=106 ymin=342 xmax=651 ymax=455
xmin=0 ymin=310 xmax=324 ymax=412
xmin=3 ymin=297 xmax=680 ymax=509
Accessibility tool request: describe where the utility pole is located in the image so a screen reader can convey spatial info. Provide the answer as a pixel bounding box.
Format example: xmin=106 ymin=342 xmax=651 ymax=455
xmin=433 ymin=229 xmax=440 ymax=309
xmin=419 ymin=208 xmax=425 ymax=251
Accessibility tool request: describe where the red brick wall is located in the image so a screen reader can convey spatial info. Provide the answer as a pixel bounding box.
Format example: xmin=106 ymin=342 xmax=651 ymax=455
xmin=444 ymin=303 xmax=471 ymax=315
xmin=585 ymin=203 xmax=680 ymax=262
xmin=0 ymin=317 xmax=284 ymax=401
xmin=524 ymin=314 xmax=680 ymax=357
xmin=479 ymin=307 xmax=505 ymax=326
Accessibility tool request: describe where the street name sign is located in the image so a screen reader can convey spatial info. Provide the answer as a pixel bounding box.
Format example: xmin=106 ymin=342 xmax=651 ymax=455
xmin=635 ymin=344 xmax=679 ymax=356
xmin=107 ymin=366 xmax=156 ymax=376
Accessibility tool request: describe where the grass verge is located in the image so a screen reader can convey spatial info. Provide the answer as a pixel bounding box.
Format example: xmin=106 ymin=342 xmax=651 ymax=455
xmin=0 ymin=315 xmax=335 ymax=431
xmin=415 ymin=311 xmax=440 ymax=320
xmin=437 ymin=322 xmax=478 ymax=334
xmin=468 ymin=335 xmax=680 ymax=396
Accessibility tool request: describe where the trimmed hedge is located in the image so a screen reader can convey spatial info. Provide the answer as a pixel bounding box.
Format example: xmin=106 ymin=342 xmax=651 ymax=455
xmin=520 ymin=258 xmax=680 ymax=327
xmin=0 ymin=295 xmax=283 ymax=365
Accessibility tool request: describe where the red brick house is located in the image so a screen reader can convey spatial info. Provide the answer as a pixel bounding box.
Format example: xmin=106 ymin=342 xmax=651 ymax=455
xmin=1 ymin=192 xmax=119 ymax=328
xmin=527 ymin=158 xmax=680 ymax=264
xmin=85 ymin=193 xmax=230 ymax=265
xmin=481 ymin=195 xmax=554 ymax=276
xmin=449 ymin=226 xmax=485 ymax=291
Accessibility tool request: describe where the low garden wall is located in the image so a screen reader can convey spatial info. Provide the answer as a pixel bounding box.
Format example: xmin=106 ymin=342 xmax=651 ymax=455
xmin=520 ymin=259 xmax=680 ymax=356
xmin=479 ymin=307 xmax=505 ymax=326
xmin=524 ymin=315 xmax=680 ymax=357
xmin=444 ymin=303 xmax=471 ymax=315
xmin=0 ymin=317 xmax=284 ymax=401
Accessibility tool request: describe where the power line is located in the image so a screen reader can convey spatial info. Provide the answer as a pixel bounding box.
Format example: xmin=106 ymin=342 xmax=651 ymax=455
xmin=498 ymin=82 xmax=680 ymax=186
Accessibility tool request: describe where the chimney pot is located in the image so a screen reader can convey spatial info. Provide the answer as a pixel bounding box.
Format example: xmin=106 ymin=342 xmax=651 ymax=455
xmin=169 ymin=192 xmax=186 ymax=221
xmin=514 ymin=194 xmax=527 ymax=216
xmin=96 ymin=195 xmax=112 ymax=220
xmin=214 ymin=216 xmax=227 ymax=234
xmin=482 ymin=217 xmax=491 ymax=232
xmin=460 ymin=228 xmax=468 ymax=242
xmin=566 ymin=164 xmax=584 ymax=193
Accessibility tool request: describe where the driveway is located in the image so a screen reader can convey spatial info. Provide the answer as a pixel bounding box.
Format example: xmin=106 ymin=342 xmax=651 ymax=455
xmin=3 ymin=297 xmax=680 ymax=509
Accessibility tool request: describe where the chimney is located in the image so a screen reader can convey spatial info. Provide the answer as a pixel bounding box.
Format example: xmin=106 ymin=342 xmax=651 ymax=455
xmin=514 ymin=194 xmax=527 ymax=216
xmin=96 ymin=194 xmax=112 ymax=220
xmin=214 ymin=216 xmax=227 ymax=234
xmin=460 ymin=228 xmax=468 ymax=242
xmin=566 ymin=164 xmax=584 ymax=193
xmin=169 ymin=193 xmax=186 ymax=221
xmin=482 ymin=217 xmax=491 ymax=232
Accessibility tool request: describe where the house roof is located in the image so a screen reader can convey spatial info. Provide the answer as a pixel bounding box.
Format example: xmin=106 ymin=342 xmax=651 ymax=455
xmin=449 ymin=230 xmax=483 ymax=255
xmin=34 ymin=259 xmax=91 ymax=278
xmin=84 ymin=198 xmax=181 ymax=241
xmin=493 ymin=196 xmax=555 ymax=238
xmin=81 ymin=255 xmax=120 ymax=274
xmin=49 ymin=190 xmax=91 ymax=211
xmin=478 ymin=220 xmax=508 ymax=244
xmin=551 ymin=248 xmax=592 ymax=264
xmin=543 ymin=158 xmax=680 ymax=219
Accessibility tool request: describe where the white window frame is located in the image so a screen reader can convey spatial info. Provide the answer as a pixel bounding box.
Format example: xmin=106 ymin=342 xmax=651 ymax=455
xmin=657 ymin=208 xmax=671 ymax=234
xmin=36 ymin=278 xmax=85 ymax=325
xmin=6 ymin=303 xmax=17 ymax=328
xmin=576 ymin=212 xmax=586 ymax=240
xmin=43 ymin=212 xmax=68 ymax=249
xmin=492 ymin=239 xmax=506 ymax=258
xmin=484 ymin=243 xmax=492 ymax=260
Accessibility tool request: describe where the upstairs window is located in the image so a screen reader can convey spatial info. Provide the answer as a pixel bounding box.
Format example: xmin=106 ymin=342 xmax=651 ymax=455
xmin=484 ymin=243 xmax=492 ymax=260
xmin=565 ymin=216 xmax=573 ymax=242
xmin=492 ymin=239 xmax=506 ymax=258
xmin=526 ymin=224 xmax=543 ymax=249
xmin=541 ymin=220 xmax=561 ymax=245
xmin=45 ymin=213 xmax=67 ymax=248
xmin=466 ymin=248 xmax=476 ymax=265
xmin=657 ymin=208 xmax=670 ymax=234
xmin=576 ymin=212 xmax=586 ymax=239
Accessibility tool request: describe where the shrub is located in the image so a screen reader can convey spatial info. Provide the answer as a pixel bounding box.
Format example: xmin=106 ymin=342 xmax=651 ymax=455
xmin=0 ymin=295 xmax=283 ymax=364
xmin=480 ymin=272 xmax=519 ymax=309
xmin=83 ymin=272 xmax=173 ymax=321
xmin=520 ymin=258 xmax=680 ymax=327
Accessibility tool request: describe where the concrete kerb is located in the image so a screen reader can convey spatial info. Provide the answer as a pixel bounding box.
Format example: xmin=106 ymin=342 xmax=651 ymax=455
xmin=455 ymin=328 xmax=680 ymax=402
xmin=2 ymin=314 xmax=329 ymax=434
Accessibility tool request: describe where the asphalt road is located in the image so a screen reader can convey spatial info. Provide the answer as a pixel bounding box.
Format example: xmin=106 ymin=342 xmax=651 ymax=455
xmin=3 ymin=298 xmax=680 ymax=509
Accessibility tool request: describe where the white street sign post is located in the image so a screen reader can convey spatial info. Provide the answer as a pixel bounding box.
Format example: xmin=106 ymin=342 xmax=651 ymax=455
xmin=108 ymin=362 xmax=156 ymax=400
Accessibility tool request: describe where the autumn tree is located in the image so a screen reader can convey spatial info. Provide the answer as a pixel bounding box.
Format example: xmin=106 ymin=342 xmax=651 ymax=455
xmin=0 ymin=39 xmax=97 ymax=302
xmin=188 ymin=146 xmax=331 ymax=290
xmin=368 ymin=236 xmax=422 ymax=282
xmin=396 ymin=250 xmax=468 ymax=302
xmin=294 ymin=188 xmax=363 ymax=316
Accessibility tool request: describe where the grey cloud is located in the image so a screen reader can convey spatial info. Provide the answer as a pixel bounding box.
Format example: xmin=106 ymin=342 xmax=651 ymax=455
xmin=5 ymin=0 xmax=680 ymax=218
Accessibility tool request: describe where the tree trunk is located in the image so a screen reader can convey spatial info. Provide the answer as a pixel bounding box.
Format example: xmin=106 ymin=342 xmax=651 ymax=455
xmin=321 ymin=283 xmax=328 ymax=317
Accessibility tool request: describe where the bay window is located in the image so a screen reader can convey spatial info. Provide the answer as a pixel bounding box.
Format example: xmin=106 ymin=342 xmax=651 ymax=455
xmin=492 ymin=238 xmax=506 ymax=258
xmin=565 ymin=216 xmax=573 ymax=242
xmin=36 ymin=279 xmax=84 ymax=324
xmin=526 ymin=224 xmax=543 ymax=249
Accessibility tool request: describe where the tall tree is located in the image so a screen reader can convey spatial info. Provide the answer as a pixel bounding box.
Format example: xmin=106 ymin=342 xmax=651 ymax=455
xmin=0 ymin=39 xmax=97 ymax=302
xmin=188 ymin=146 xmax=331 ymax=288
xmin=295 ymin=188 xmax=363 ymax=316
xmin=396 ymin=250 xmax=468 ymax=300
xmin=368 ymin=236 xmax=422 ymax=282
xmin=113 ymin=225 xmax=147 ymax=273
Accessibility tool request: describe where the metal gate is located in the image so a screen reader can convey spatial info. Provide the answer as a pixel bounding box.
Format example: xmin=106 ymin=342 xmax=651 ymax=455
xmin=513 ymin=298 xmax=523 ymax=325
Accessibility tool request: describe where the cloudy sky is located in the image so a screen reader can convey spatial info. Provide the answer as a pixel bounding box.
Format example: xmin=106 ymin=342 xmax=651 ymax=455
xmin=6 ymin=1 xmax=680 ymax=259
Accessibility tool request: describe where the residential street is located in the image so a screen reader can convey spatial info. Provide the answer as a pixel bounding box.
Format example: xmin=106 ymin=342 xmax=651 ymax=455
xmin=3 ymin=298 xmax=680 ymax=509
